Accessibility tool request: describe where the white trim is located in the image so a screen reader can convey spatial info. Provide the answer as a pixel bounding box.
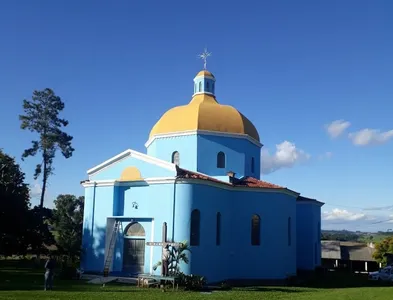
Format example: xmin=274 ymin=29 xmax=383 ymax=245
xmin=150 ymin=218 xmax=154 ymax=274
xmin=87 ymin=149 xmax=176 ymax=178
xmin=145 ymin=130 xmax=263 ymax=148
xmin=81 ymin=176 xmax=299 ymax=197
xmin=193 ymin=91 xmax=214 ymax=97
xmin=81 ymin=177 xmax=177 ymax=187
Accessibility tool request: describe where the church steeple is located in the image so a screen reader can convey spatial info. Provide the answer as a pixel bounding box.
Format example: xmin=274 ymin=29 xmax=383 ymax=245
xmin=193 ymin=48 xmax=216 ymax=97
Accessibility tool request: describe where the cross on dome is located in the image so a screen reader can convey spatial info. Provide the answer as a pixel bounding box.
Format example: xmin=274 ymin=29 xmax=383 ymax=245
xmin=198 ymin=48 xmax=212 ymax=70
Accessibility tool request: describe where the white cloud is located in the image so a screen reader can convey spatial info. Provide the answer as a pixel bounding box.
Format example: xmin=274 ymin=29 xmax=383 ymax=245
xmin=29 ymin=181 xmax=42 ymax=198
xmin=261 ymin=141 xmax=310 ymax=174
xmin=322 ymin=208 xmax=372 ymax=222
xmin=29 ymin=181 xmax=54 ymax=208
xmin=348 ymin=128 xmax=393 ymax=146
xmin=325 ymin=120 xmax=351 ymax=138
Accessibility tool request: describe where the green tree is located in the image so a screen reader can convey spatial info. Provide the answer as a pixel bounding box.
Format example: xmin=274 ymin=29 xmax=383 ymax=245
xmin=19 ymin=88 xmax=74 ymax=210
xmin=373 ymin=236 xmax=393 ymax=266
xmin=0 ymin=149 xmax=30 ymax=256
xmin=51 ymin=194 xmax=84 ymax=262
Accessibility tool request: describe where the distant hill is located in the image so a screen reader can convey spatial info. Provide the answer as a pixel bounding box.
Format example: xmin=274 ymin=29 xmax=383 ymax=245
xmin=321 ymin=229 xmax=393 ymax=243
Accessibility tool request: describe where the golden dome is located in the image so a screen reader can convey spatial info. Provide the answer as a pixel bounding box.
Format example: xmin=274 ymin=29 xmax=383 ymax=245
xmin=149 ymin=94 xmax=260 ymax=142
xmin=196 ymin=70 xmax=215 ymax=78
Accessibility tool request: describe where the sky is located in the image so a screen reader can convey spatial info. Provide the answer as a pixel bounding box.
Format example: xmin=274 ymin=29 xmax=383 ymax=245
xmin=0 ymin=0 xmax=392 ymax=232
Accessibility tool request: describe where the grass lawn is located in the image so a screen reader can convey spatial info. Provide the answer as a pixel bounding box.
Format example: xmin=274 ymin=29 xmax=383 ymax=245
xmin=0 ymin=260 xmax=391 ymax=300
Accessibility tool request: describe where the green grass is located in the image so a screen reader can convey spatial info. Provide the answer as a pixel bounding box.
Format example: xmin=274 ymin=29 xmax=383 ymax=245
xmin=0 ymin=261 xmax=392 ymax=300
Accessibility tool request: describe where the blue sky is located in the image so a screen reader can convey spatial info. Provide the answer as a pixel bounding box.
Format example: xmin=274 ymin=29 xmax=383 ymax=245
xmin=1 ymin=0 xmax=392 ymax=232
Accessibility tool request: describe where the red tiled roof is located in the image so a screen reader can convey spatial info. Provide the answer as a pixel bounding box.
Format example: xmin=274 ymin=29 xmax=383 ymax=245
xmin=237 ymin=176 xmax=284 ymax=189
xmin=176 ymin=168 xmax=284 ymax=189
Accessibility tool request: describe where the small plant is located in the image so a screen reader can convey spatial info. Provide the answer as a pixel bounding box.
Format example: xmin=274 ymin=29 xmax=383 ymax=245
xmin=177 ymin=273 xmax=207 ymax=291
xmin=220 ymin=281 xmax=232 ymax=290
xmin=152 ymin=241 xmax=191 ymax=275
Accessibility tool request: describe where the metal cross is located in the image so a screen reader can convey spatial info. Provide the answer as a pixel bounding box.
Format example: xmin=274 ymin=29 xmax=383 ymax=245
xmin=198 ymin=48 xmax=212 ymax=70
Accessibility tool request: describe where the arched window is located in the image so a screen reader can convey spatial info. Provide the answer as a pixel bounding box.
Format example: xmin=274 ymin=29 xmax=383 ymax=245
xmin=251 ymin=214 xmax=260 ymax=246
xmin=216 ymin=212 xmax=221 ymax=246
xmin=171 ymin=151 xmax=180 ymax=166
xmin=198 ymin=82 xmax=202 ymax=92
xmin=124 ymin=222 xmax=145 ymax=237
xmin=251 ymin=157 xmax=255 ymax=173
xmin=206 ymin=81 xmax=209 ymax=91
xmin=190 ymin=209 xmax=200 ymax=246
xmin=212 ymin=82 xmax=215 ymax=93
xmin=288 ymin=217 xmax=291 ymax=246
xmin=217 ymin=151 xmax=225 ymax=168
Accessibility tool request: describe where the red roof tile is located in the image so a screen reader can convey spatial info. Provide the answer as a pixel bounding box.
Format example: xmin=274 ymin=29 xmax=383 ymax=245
xmin=176 ymin=168 xmax=284 ymax=189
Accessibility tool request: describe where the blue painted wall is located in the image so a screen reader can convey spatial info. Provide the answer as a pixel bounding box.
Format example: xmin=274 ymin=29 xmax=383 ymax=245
xmin=146 ymin=135 xmax=198 ymax=171
xmin=89 ymin=155 xmax=176 ymax=181
xmin=296 ymin=201 xmax=322 ymax=270
xmin=193 ymin=75 xmax=215 ymax=95
xmin=81 ymin=177 xmax=299 ymax=283
xmin=174 ymin=183 xmax=297 ymax=283
xmin=197 ymin=134 xmax=261 ymax=179
xmin=146 ymin=133 xmax=261 ymax=179
xmin=81 ymin=181 xmax=177 ymax=275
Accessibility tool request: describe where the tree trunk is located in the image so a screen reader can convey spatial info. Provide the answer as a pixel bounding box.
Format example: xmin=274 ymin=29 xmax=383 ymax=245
xmin=39 ymin=158 xmax=47 ymax=209
xmin=37 ymin=155 xmax=48 ymax=261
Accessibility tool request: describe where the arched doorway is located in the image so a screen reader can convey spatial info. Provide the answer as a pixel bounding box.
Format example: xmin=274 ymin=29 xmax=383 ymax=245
xmin=123 ymin=222 xmax=146 ymax=273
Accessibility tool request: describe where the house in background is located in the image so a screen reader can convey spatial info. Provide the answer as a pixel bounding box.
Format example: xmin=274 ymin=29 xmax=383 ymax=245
xmin=321 ymin=241 xmax=381 ymax=273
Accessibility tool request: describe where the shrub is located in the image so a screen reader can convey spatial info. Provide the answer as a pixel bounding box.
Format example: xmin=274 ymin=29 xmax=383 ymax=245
xmin=177 ymin=273 xmax=207 ymax=291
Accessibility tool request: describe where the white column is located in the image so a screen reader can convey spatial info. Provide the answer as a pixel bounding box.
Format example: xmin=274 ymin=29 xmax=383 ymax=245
xmin=365 ymin=261 xmax=368 ymax=272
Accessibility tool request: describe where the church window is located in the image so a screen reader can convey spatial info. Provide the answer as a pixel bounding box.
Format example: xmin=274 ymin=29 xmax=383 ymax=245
xmin=216 ymin=212 xmax=221 ymax=246
xmin=251 ymin=214 xmax=260 ymax=246
xmin=288 ymin=217 xmax=291 ymax=246
xmin=198 ymin=82 xmax=202 ymax=92
xmin=212 ymin=82 xmax=215 ymax=93
xmin=251 ymin=157 xmax=255 ymax=173
xmin=190 ymin=209 xmax=200 ymax=246
xmin=206 ymin=81 xmax=209 ymax=91
xmin=171 ymin=151 xmax=180 ymax=166
xmin=125 ymin=222 xmax=145 ymax=237
xmin=217 ymin=151 xmax=225 ymax=168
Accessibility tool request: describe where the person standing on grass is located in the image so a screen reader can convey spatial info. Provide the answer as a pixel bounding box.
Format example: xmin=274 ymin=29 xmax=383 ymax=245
xmin=44 ymin=254 xmax=56 ymax=291
xmin=162 ymin=244 xmax=170 ymax=276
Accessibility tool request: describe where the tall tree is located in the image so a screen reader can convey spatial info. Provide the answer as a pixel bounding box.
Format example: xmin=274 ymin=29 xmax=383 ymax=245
xmin=0 ymin=149 xmax=30 ymax=256
xmin=373 ymin=236 xmax=393 ymax=266
xmin=19 ymin=88 xmax=74 ymax=209
xmin=51 ymin=194 xmax=84 ymax=261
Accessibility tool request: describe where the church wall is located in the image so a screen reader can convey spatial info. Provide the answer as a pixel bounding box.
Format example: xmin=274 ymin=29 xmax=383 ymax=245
xmin=173 ymin=182 xmax=297 ymax=283
xmin=197 ymin=135 xmax=261 ymax=179
xmin=146 ymin=135 xmax=198 ymax=171
xmin=296 ymin=202 xmax=322 ymax=270
xmin=81 ymin=185 xmax=115 ymax=272
xmin=89 ymin=155 xmax=175 ymax=181
xmin=111 ymin=183 xmax=176 ymax=275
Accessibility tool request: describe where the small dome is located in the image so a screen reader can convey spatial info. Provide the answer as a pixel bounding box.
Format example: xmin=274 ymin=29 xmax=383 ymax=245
xmin=196 ymin=70 xmax=215 ymax=78
xmin=149 ymin=94 xmax=260 ymax=142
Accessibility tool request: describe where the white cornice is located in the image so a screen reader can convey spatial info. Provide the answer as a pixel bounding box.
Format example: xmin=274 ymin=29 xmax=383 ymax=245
xmin=81 ymin=177 xmax=176 ymax=187
xmin=87 ymin=149 xmax=176 ymax=178
xmin=81 ymin=176 xmax=299 ymax=197
xmin=145 ymin=130 xmax=263 ymax=148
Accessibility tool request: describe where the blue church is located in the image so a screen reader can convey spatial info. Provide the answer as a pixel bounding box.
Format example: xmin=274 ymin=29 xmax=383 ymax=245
xmin=81 ymin=66 xmax=324 ymax=283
